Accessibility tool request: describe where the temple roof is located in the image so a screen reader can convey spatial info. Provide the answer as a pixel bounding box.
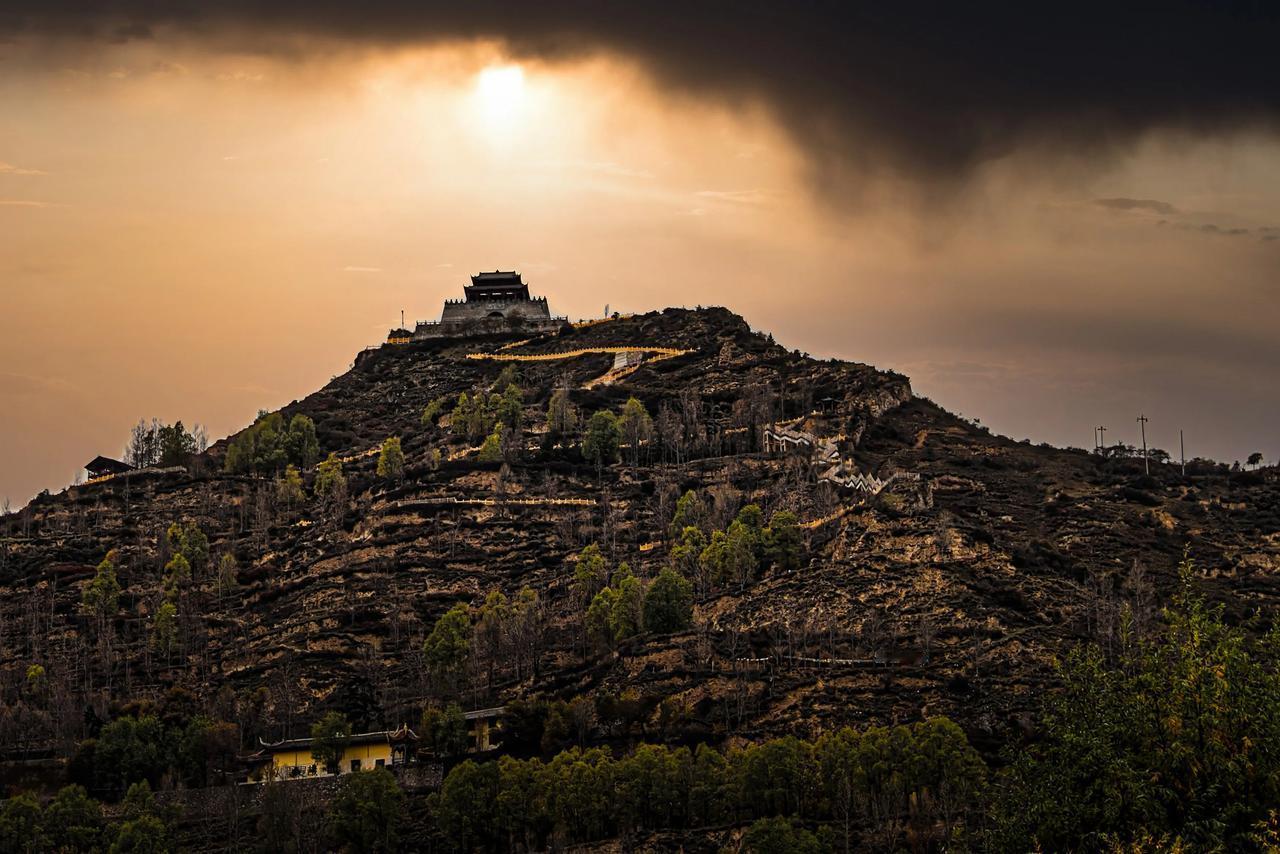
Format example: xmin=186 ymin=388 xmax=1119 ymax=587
xmin=469 ymin=270 xmax=524 ymax=287
xmin=85 ymin=456 xmax=134 ymax=475
xmin=258 ymin=725 xmax=418 ymax=752
xmin=464 ymin=270 xmax=530 ymax=302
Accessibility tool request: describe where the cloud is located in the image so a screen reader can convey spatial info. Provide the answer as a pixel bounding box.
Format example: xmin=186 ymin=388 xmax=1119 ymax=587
xmin=0 ymin=372 xmax=79 ymax=397
xmin=1197 ymin=223 xmax=1250 ymax=237
xmin=1096 ymin=198 xmax=1280 ymax=243
xmin=5 ymin=3 xmax=1280 ymax=194
xmin=578 ymin=160 xmax=653 ymax=180
xmin=0 ymin=199 xmax=59 ymax=207
xmin=695 ymin=189 xmax=770 ymax=206
xmin=0 ymin=161 xmax=48 ymax=176
xmin=342 ymin=265 xmax=384 ymax=273
xmin=1094 ymin=197 xmax=1179 ymax=215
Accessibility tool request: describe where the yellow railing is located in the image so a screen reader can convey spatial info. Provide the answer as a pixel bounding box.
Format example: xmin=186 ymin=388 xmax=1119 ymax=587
xmin=467 ymin=345 xmax=692 ymax=363
xmin=571 ymin=314 xmax=635 ymax=329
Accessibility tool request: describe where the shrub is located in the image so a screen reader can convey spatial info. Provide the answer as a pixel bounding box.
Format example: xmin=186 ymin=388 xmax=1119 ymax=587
xmin=376 ymin=437 xmax=405 ymax=482
xmin=582 ymin=410 xmax=621 ymax=473
xmin=643 ymin=568 xmax=693 ymax=634
xmin=310 ymin=712 xmax=352 ymax=773
xmin=328 ymin=767 xmax=403 ymax=854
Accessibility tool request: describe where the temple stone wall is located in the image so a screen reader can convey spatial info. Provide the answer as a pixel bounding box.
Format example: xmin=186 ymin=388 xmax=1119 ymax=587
xmin=417 ymin=297 xmax=562 ymax=339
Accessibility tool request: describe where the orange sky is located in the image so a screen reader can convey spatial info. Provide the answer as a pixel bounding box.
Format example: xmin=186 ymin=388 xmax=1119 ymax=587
xmin=3 ymin=40 xmax=1279 ymax=506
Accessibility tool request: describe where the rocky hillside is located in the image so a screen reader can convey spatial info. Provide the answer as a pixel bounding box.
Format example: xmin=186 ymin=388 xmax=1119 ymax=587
xmin=2 ymin=305 xmax=1278 ymax=768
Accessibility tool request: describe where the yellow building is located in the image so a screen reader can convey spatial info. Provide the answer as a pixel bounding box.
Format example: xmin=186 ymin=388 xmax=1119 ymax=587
xmin=254 ymin=725 xmax=417 ymax=780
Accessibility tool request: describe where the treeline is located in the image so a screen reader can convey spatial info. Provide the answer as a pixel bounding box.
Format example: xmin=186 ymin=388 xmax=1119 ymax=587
xmin=430 ymin=717 xmax=985 ymax=852
xmin=668 ymin=492 xmax=803 ymax=594
xmin=425 ymin=364 xmax=776 ymax=471
xmin=0 ymin=781 xmax=172 ymax=854
xmin=575 ymin=544 xmax=694 ymax=651
xmin=123 ymin=418 xmax=207 ymax=470
xmin=223 ymin=412 xmax=319 ymax=475
xmin=989 ymin=556 xmax=1280 ymax=851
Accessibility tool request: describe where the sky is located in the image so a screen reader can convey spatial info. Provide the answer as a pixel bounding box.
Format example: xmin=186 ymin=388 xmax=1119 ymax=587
xmin=2 ymin=4 xmax=1279 ymax=506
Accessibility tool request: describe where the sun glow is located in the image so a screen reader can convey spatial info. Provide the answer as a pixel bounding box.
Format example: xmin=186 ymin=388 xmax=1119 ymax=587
xmin=473 ymin=64 xmax=526 ymax=131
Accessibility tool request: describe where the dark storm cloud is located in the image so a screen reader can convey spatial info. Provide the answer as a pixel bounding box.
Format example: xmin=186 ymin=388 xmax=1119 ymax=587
xmin=5 ymin=2 xmax=1280 ymax=186
xmin=1095 ymin=198 xmax=1180 ymax=216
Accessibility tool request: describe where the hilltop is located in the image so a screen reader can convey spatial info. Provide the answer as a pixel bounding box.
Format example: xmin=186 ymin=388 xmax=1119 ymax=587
xmin=2 ymin=305 xmax=1279 ymax=839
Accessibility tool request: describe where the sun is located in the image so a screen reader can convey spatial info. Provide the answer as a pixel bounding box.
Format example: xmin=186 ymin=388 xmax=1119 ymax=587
xmin=473 ymin=64 xmax=526 ymax=129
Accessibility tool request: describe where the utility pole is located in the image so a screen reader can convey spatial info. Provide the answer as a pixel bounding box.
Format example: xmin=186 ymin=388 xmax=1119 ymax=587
xmin=1096 ymin=425 xmax=1107 ymax=455
xmin=1180 ymin=429 xmax=1186 ymax=477
xmin=1137 ymin=414 xmax=1150 ymax=474
xmin=401 ymin=309 xmax=405 ymax=330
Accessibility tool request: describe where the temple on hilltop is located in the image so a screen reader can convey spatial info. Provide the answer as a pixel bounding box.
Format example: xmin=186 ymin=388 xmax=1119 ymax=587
xmin=409 ymin=270 xmax=565 ymax=339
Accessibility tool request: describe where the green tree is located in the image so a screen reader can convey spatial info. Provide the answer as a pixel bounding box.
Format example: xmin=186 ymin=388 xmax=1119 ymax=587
xmin=547 ymin=383 xmax=578 ymax=439
xmin=763 ymin=510 xmax=803 ymax=571
xmin=431 ymin=759 xmax=498 ymax=851
xmin=108 ymin=814 xmax=168 ymax=854
xmin=643 ymin=568 xmax=694 ymax=634
xmin=310 ymin=712 xmax=352 ymax=774
xmin=314 ymin=453 xmax=347 ymax=503
xmin=424 ymin=604 xmax=472 ymax=687
xmin=609 ymin=564 xmax=643 ymax=642
xmin=224 ymin=412 xmax=289 ymax=475
xmin=421 ymin=396 xmax=447 ymax=428
xmin=285 ymin=414 xmax=320 ymax=468
xmin=156 ymin=420 xmax=198 ymax=468
xmin=150 ymin=601 xmax=178 ymax=660
xmin=724 ymin=518 xmax=760 ymax=588
xmin=585 ymin=587 xmax=618 ymax=652
xmin=328 ymin=767 xmax=403 ymax=854
xmin=0 ymin=792 xmax=45 ymax=854
xmin=734 ymin=736 xmax=817 ymax=819
xmin=376 ymin=437 xmax=405 ymax=482
xmin=466 ymin=392 xmax=496 ymax=441
xmin=276 ymin=464 xmax=305 ymax=506
xmin=477 ymin=425 xmax=504 ymax=463
xmin=991 ymin=556 xmax=1280 ymax=851
xmin=120 ymin=781 xmax=156 ymax=820
xmin=496 ymin=383 xmax=524 ymax=432
xmin=581 ymin=410 xmax=621 ymax=474
xmin=742 ymin=816 xmax=827 ymax=854
xmin=572 ymin=544 xmax=608 ymax=604
xmin=670 ymin=526 xmax=707 ymax=580
xmin=25 ymin=663 xmax=45 ymax=697
xmin=495 ymin=756 xmax=546 ymax=852
xmin=669 ymin=490 xmax=706 ymax=541
xmin=493 ymin=364 xmax=520 ymax=392
xmin=45 ymin=785 xmax=103 ymax=852
xmin=215 ymin=553 xmax=238 ymax=599
xmin=698 ymin=531 xmax=730 ymax=589
xmin=82 ymin=551 xmax=122 ymax=620
xmin=451 ymin=392 xmax=474 ymax=437
xmin=1248 ymin=451 xmax=1264 ymax=468
xmin=421 ymin=703 xmax=470 ymax=757
xmin=94 ymin=717 xmax=167 ymax=798
xmin=166 ymin=521 xmax=209 ymax=578
xmin=618 ymin=397 xmax=653 ymax=466
xmin=689 ymin=743 xmax=729 ymax=826
xmin=161 ymin=554 xmax=190 ymax=599
xmin=225 ymin=411 xmax=319 ymax=474
xmin=476 ymin=590 xmax=510 ymax=688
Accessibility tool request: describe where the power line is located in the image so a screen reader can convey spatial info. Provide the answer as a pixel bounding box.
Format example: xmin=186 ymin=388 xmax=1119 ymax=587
xmin=1137 ymin=414 xmax=1150 ymax=475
